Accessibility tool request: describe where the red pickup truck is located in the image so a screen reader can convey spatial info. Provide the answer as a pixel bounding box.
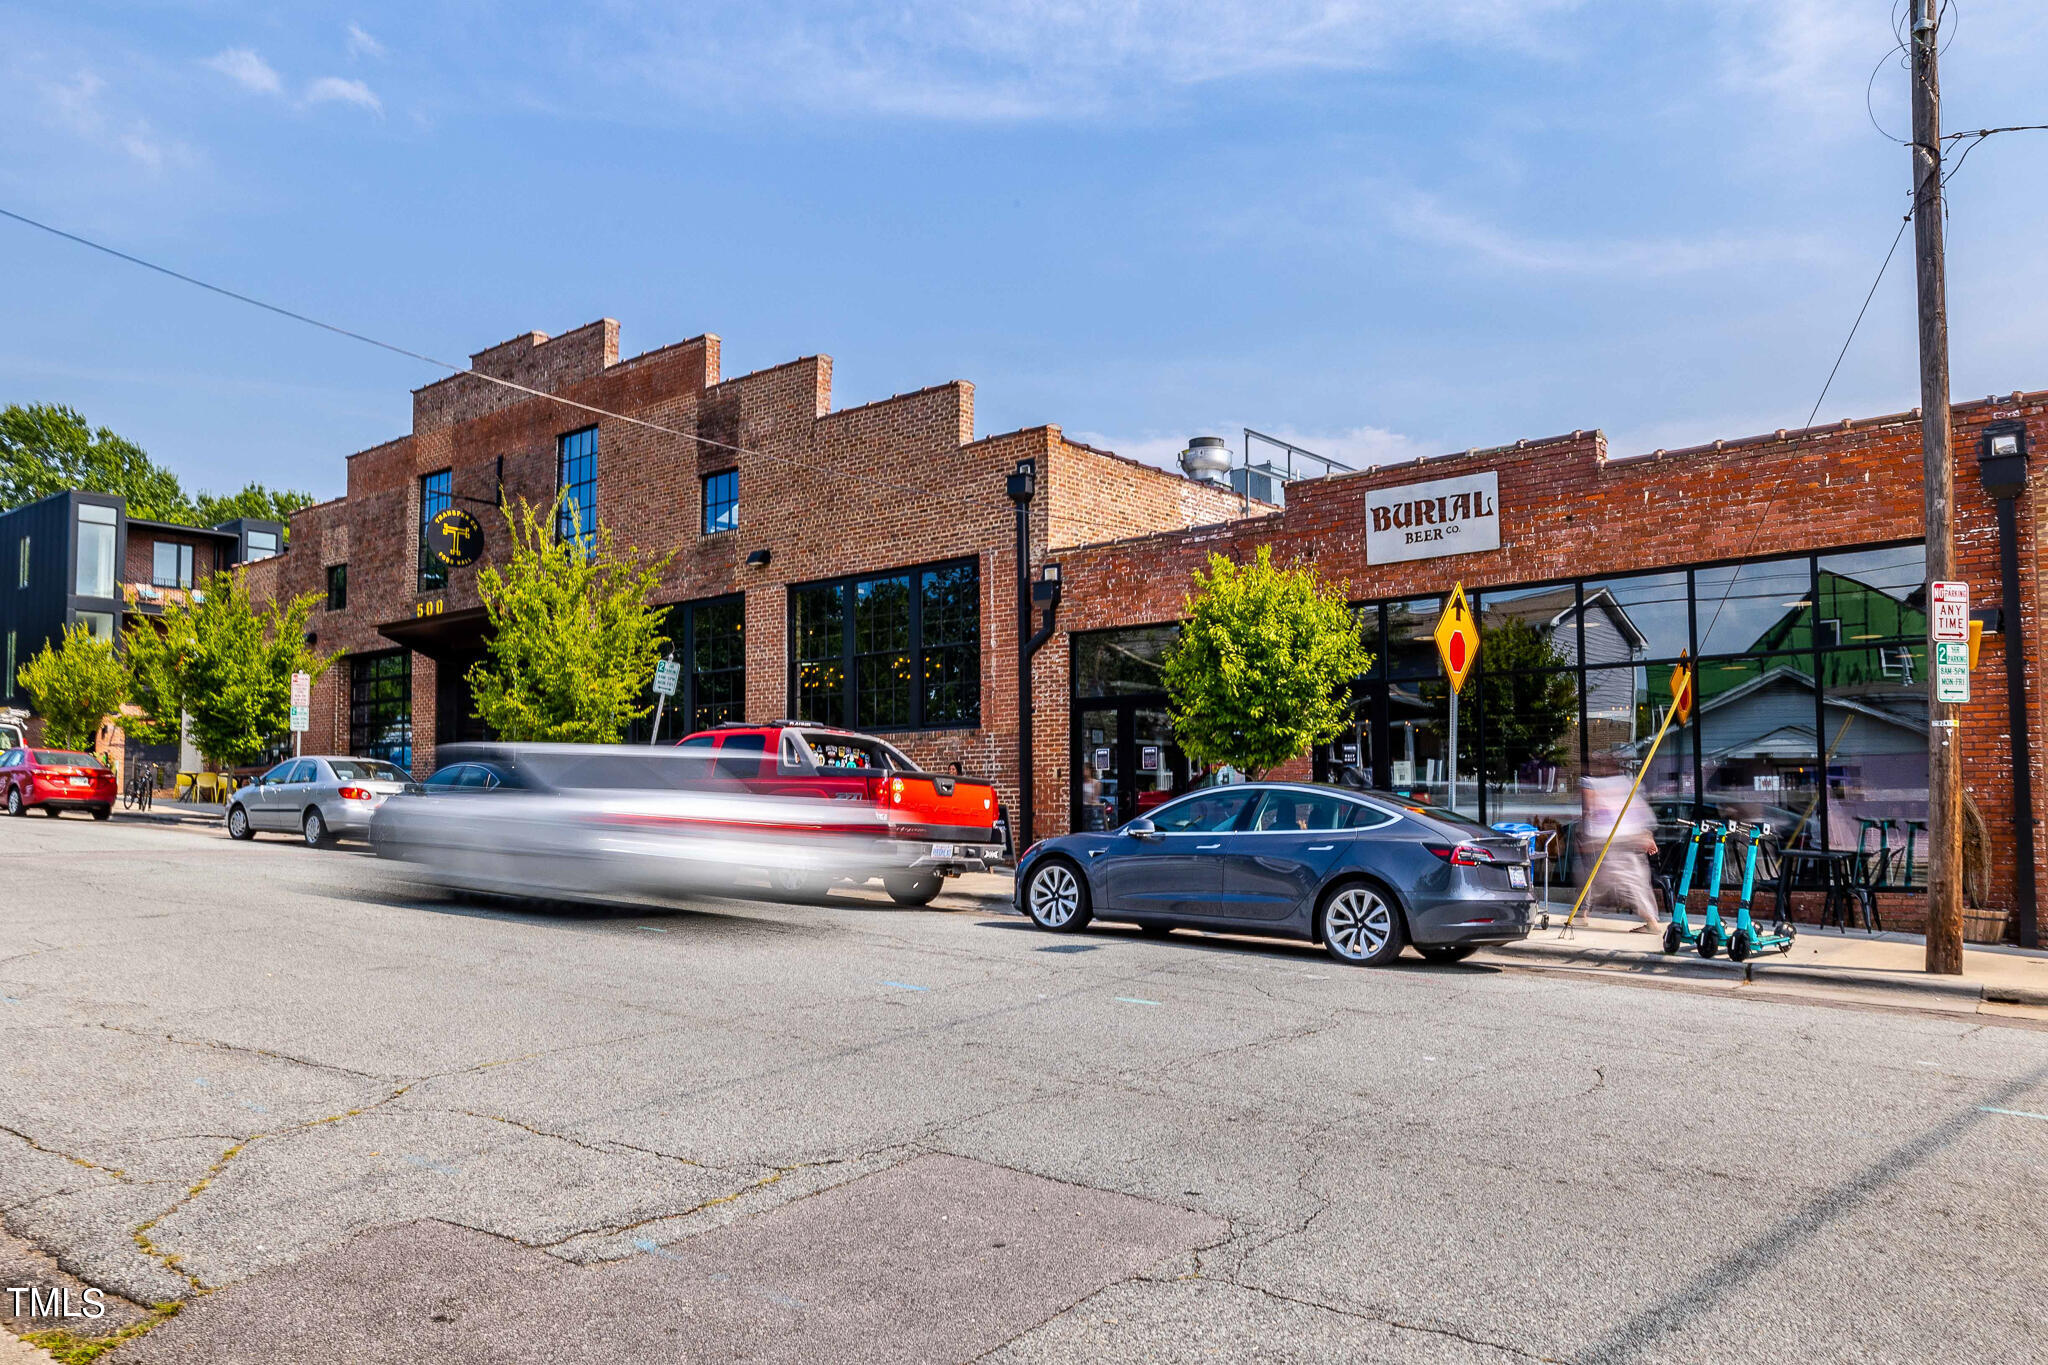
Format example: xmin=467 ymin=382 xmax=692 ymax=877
xmin=675 ymin=722 xmax=1003 ymax=905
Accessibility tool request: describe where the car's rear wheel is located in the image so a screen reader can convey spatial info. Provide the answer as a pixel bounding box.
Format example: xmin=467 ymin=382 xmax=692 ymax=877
xmin=1416 ymin=943 xmax=1476 ymax=964
xmin=41 ymin=806 xmax=61 ymax=818
xmin=3 ymin=786 xmax=20 ymax=817
xmin=1318 ymin=882 xmax=1405 ymax=966
xmin=92 ymin=806 xmax=111 ymax=822
xmin=226 ymin=804 xmax=253 ymax=840
xmin=1024 ymin=859 xmax=1090 ymax=932
xmin=303 ymin=809 xmax=331 ymax=848
xmin=884 ymin=872 xmax=942 ymax=907
xmin=770 ymin=867 xmax=824 ymax=901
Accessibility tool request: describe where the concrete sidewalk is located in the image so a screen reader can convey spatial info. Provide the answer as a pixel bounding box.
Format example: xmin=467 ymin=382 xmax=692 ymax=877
xmin=1492 ymin=907 xmax=2048 ymax=1006
xmin=940 ymin=871 xmax=2048 ymax=1008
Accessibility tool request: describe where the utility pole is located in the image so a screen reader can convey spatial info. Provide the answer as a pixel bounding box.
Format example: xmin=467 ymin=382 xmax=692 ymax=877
xmin=1911 ymin=0 xmax=1963 ymax=974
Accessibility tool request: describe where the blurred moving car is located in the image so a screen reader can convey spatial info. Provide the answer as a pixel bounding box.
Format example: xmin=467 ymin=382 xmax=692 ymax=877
xmin=372 ymin=742 xmax=931 ymax=905
xmin=225 ymin=756 xmax=414 ymax=846
xmin=1 ymin=747 xmax=116 ymax=819
xmin=1015 ymin=783 xmax=1533 ymax=966
xmin=675 ymin=723 xmax=1003 ymax=904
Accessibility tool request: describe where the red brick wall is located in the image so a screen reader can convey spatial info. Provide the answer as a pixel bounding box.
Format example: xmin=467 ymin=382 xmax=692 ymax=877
xmin=121 ymin=531 xmax=224 ymax=588
xmin=1044 ymin=435 xmax=1252 ymax=550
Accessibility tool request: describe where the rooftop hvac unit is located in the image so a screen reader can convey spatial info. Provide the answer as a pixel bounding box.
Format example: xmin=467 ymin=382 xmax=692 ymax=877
xmin=1178 ymin=436 xmax=1232 ymax=484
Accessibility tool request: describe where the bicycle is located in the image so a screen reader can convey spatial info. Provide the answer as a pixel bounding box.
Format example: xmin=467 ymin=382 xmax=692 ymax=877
xmin=123 ymin=762 xmax=158 ymax=812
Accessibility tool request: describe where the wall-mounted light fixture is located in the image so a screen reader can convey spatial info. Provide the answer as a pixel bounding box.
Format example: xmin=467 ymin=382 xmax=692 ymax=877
xmin=745 ymin=549 xmax=772 ymax=567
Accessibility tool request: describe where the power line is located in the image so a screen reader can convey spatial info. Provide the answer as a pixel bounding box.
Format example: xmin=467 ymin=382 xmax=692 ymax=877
xmin=0 ymin=205 xmax=975 ymax=512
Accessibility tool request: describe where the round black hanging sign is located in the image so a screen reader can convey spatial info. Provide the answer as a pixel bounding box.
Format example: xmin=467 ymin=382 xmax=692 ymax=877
xmin=429 ymin=508 xmax=484 ymax=568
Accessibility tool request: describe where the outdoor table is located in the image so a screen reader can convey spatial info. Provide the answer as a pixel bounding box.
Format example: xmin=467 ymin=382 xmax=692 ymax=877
xmin=1773 ymin=847 xmax=1878 ymax=932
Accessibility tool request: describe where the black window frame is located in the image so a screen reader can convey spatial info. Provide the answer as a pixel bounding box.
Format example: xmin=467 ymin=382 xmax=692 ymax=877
xmin=348 ymin=650 xmax=412 ymax=771
xmin=787 ymin=557 xmax=981 ymax=733
xmin=418 ymin=470 xmax=452 ymax=592
xmin=151 ymin=541 xmax=195 ymax=590
xmin=557 ymin=426 xmax=598 ymax=549
xmin=702 ymin=469 xmax=738 ymax=536
xmin=1072 ymin=539 xmax=1931 ymax=886
xmin=326 ymin=563 xmax=348 ymax=612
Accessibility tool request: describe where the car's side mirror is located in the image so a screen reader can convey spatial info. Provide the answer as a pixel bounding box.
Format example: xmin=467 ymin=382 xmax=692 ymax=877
xmin=1127 ymin=817 xmax=1160 ymax=840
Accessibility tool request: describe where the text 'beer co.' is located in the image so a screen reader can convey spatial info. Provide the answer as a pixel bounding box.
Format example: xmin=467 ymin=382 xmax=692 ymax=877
xmin=1364 ymin=472 xmax=1502 ymax=564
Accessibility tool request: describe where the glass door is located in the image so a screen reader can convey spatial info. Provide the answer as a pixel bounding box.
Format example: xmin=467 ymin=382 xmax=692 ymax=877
xmin=1076 ymin=706 xmax=1122 ymax=832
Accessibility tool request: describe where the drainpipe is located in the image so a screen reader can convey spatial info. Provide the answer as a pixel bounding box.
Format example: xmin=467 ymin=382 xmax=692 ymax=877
xmin=1977 ymin=421 xmax=2037 ymax=948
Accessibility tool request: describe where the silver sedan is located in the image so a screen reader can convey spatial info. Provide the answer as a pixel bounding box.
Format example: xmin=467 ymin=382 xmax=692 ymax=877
xmin=226 ymin=756 xmax=414 ymax=846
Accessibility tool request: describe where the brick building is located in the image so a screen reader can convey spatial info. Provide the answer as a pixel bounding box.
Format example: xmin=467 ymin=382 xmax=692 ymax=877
xmin=242 ymin=316 xmax=2044 ymax=941
xmin=244 ymin=319 xmax=1244 ymax=802
xmin=1044 ymin=394 xmax=2048 ymax=940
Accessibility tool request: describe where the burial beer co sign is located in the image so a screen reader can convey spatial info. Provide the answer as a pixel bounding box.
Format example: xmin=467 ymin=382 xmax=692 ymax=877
xmin=1364 ymin=471 xmax=1501 ymax=565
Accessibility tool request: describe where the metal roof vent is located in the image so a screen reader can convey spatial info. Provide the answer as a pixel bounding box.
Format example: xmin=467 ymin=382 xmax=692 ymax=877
xmin=1179 ymin=436 xmax=1232 ymax=484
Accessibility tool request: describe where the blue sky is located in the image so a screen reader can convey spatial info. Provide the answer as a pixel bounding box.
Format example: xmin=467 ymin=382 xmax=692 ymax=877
xmin=5 ymin=1 xmax=2048 ymax=502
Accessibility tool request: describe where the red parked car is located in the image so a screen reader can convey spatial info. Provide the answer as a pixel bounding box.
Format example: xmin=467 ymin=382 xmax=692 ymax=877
xmin=1 ymin=747 xmax=116 ymax=820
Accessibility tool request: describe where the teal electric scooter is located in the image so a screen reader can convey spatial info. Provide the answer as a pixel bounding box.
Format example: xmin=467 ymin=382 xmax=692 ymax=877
xmin=1697 ymin=821 xmax=1797 ymax=961
xmin=1662 ymin=820 xmax=1724 ymax=956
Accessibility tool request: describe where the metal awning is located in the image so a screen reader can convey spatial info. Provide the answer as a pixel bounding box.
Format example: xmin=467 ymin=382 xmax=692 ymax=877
xmin=375 ymin=607 xmax=490 ymax=660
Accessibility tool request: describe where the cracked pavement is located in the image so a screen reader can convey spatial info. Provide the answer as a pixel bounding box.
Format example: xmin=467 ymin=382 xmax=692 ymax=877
xmin=3 ymin=816 xmax=2047 ymax=1361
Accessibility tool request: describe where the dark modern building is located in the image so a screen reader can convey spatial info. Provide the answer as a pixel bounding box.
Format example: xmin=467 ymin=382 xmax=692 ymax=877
xmin=0 ymin=489 xmax=283 ymax=713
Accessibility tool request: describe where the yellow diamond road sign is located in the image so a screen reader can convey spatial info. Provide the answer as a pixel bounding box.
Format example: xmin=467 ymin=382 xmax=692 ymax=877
xmin=1434 ymin=583 xmax=1478 ymax=694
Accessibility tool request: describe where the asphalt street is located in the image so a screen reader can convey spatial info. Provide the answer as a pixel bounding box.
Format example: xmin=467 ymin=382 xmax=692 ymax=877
xmin=2 ymin=815 xmax=2045 ymax=1362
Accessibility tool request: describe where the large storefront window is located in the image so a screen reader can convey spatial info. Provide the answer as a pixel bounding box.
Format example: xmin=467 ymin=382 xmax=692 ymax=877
xmin=689 ymin=596 xmax=746 ymax=731
xmin=790 ymin=560 xmax=979 ymax=731
xmin=350 ymin=651 xmax=412 ymax=770
xmin=1074 ymin=540 xmax=1931 ymax=884
xmin=1071 ymin=626 xmax=1227 ymax=831
xmin=624 ymin=595 xmax=747 ymax=741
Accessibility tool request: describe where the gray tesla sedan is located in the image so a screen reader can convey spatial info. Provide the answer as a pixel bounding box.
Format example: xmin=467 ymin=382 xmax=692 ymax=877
xmin=1015 ymin=783 xmax=1534 ymax=965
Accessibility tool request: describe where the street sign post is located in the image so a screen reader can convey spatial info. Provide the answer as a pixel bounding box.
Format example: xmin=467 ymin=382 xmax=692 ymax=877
xmin=647 ymin=656 xmax=680 ymax=746
xmin=1932 ymin=581 xmax=1970 ymax=704
xmin=289 ymin=671 xmax=311 ymax=756
xmin=1935 ymin=639 xmax=1971 ymax=703
xmin=1433 ymin=585 xmax=1478 ymax=812
xmin=1931 ymin=581 xmax=1969 ymax=643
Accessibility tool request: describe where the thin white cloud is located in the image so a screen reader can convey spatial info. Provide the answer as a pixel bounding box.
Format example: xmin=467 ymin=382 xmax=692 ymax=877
xmin=305 ymin=76 xmax=382 ymax=114
xmin=612 ymin=0 xmax=1589 ymax=121
xmin=1389 ymin=190 xmax=1828 ymax=277
xmin=346 ymin=23 xmax=385 ymax=60
xmin=11 ymin=63 xmax=185 ymax=173
xmin=203 ymin=47 xmax=282 ymax=96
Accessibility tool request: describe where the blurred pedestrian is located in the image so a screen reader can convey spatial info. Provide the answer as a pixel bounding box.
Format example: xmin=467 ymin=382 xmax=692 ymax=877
xmin=1580 ymin=761 xmax=1661 ymax=933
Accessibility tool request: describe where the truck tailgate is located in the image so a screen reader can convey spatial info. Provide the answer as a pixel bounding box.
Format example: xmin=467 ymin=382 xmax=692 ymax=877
xmin=884 ymin=773 xmax=998 ymax=841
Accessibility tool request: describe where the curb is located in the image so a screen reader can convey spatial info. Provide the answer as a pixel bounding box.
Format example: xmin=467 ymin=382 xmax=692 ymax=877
xmin=1490 ymin=935 xmax=1990 ymax=1003
xmin=112 ymin=806 xmax=225 ymax=827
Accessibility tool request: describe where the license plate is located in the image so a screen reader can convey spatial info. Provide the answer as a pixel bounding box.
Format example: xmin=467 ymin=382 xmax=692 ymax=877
xmin=930 ymin=843 xmax=955 ymax=858
xmin=1508 ymin=866 xmax=1529 ymax=888
xmin=69 ymin=777 xmax=89 ymax=787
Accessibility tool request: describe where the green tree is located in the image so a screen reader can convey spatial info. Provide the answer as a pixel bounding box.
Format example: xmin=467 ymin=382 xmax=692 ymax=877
xmin=0 ymin=403 xmax=189 ymax=520
xmin=15 ymin=624 xmax=126 ymax=751
xmin=123 ymin=572 xmax=327 ymax=765
xmin=467 ymin=497 xmax=673 ymax=743
xmin=1160 ymin=546 xmax=1372 ymax=778
xmin=192 ymin=483 xmax=317 ymax=532
xmin=1 ymin=403 xmax=313 ymax=541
